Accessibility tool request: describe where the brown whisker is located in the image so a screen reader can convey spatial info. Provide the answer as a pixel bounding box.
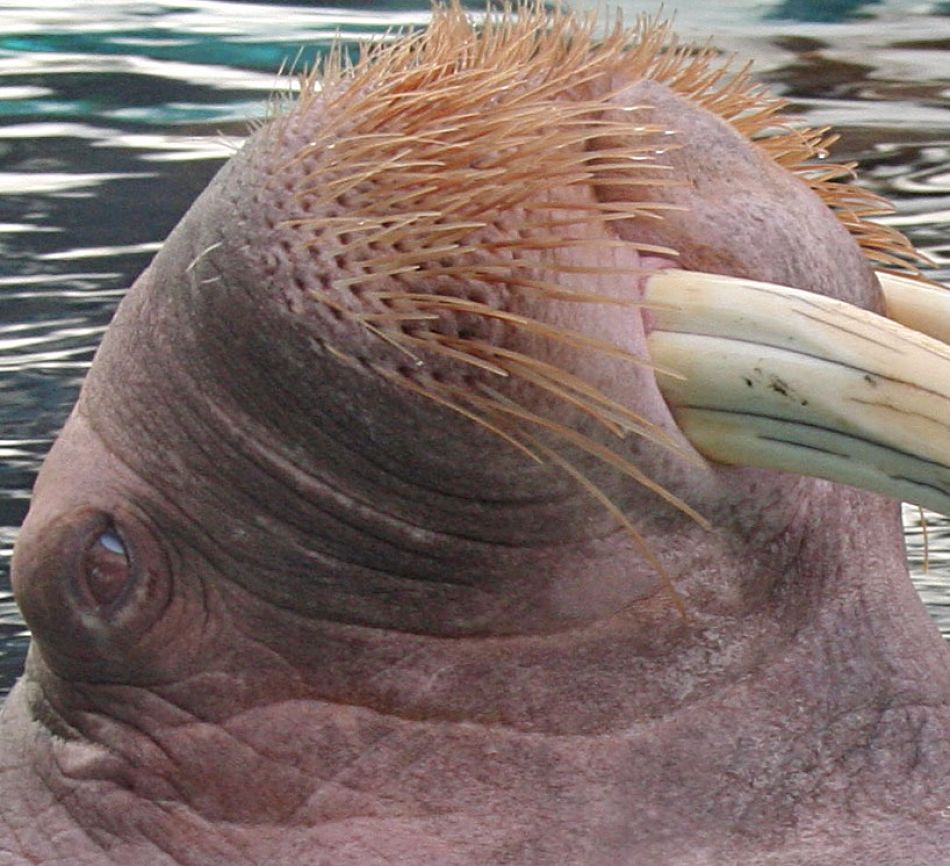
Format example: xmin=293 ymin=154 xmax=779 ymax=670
xmin=262 ymin=0 xmax=931 ymax=608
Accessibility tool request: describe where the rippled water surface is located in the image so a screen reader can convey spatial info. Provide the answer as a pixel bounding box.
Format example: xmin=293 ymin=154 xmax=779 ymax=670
xmin=0 ymin=0 xmax=948 ymax=695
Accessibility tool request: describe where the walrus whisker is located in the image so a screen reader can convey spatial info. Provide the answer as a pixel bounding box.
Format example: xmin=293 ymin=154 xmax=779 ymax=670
xmin=412 ymin=335 xmax=690 ymax=453
xmin=531 ymin=438 xmax=688 ymax=620
xmin=467 ymin=384 xmax=711 ymax=529
xmin=363 ymin=293 xmax=652 ymax=366
xmin=263 ymin=0 xmax=929 ymax=608
xmin=376 ymin=366 xmax=541 ymax=462
xmin=384 ymin=363 xmax=699 ymax=555
xmin=920 ymin=505 xmax=931 ymax=572
xmin=185 ymin=241 xmax=223 ymax=274
xmin=353 ymin=312 xmax=443 ymax=325
xmin=485 ymin=352 xmax=689 ymax=452
xmin=397 ymin=334 xmax=511 ymax=378
xmin=490 ymin=359 xmax=631 ymax=440
xmin=372 ymin=271 xmax=644 ymax=306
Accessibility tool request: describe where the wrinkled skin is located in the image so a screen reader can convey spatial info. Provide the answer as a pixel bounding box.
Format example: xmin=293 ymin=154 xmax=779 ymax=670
xmin=1 ymin=62 xmax=949 ymax=866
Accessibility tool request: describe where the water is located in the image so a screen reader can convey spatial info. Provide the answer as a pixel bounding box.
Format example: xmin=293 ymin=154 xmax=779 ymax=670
xmin=0 ymin=0 xmax=947 ymax=696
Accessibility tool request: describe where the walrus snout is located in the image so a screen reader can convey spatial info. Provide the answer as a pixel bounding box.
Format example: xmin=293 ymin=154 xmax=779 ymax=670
xmin=60 ymin=1 xmax=935 ymax=603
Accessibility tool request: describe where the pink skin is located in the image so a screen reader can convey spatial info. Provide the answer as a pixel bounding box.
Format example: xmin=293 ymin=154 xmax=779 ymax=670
xmin=1 ymin=76 xmax=949 ymax=865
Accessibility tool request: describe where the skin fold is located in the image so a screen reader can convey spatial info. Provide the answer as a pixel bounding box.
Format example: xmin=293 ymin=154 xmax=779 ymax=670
xmin=1 ymin=5 xmax=948 ymax=864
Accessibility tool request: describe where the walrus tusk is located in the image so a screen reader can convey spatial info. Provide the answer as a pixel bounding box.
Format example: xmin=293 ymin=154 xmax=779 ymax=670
xmin=877 ymin=272 xmax=950 ymax=345
xmin=645 ymin=270 xmax=950 ymax=515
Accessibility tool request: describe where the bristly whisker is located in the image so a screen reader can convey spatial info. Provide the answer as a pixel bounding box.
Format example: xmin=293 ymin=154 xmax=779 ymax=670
xmin=259 ymin=0 xmax=928 ymax=608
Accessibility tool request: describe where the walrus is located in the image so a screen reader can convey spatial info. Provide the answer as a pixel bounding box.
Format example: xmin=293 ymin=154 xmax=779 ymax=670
xmin=1 ymin=3 xmax=948 ymax=864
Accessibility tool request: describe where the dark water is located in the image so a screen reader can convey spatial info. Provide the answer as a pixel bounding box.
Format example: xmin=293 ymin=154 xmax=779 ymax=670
xmin=0 ymin=0 xmax=948 ymax=696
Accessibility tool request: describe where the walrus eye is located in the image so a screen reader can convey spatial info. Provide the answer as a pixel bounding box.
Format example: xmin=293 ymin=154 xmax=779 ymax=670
xmin=97 ymin=529 xmax=126 ymax=557
xmin=82 ymin=524 xmax=132 ymax=607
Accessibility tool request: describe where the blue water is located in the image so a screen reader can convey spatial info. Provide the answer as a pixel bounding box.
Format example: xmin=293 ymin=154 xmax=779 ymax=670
xmin=0 ymin=0 xmax=948 ymax=695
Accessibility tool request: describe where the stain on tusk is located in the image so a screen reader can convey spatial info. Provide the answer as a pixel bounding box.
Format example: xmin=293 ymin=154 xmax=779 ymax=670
xmin=877 ymin=272 xmax=950 ymax=345
xmin=644 ymin=270 xmax=950 ymax=515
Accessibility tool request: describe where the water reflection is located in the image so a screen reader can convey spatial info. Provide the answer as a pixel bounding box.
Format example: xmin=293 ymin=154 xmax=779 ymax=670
xmin=768 ymin=0 xmax=884 ymax=22
xmin=0 ymin=0 xmax=947 ymax=696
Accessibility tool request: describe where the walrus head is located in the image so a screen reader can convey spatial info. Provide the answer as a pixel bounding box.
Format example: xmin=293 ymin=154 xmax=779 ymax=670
xmin=3 ymin=4 xmax=949 ymax=864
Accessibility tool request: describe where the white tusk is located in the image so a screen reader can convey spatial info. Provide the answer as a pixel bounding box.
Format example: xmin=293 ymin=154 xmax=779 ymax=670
xmin=877 ymin=272 xmax=950 ymax=345
xmin=644 ymin=270 xmax=950 ymax=516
